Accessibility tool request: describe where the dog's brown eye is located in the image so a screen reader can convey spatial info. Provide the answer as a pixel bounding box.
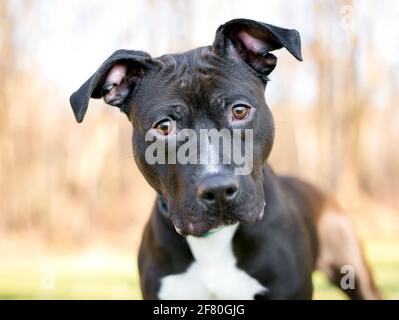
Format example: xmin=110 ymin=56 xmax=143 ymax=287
xmin=155 ymin=119 xmax=174 ymax=136
xmin=232 ymin=105 xmax=250 ymax=120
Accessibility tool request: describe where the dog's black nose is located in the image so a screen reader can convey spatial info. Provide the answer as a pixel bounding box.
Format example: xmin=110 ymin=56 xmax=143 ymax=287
xmin=197 ymin=174 xmax=239 ymax=207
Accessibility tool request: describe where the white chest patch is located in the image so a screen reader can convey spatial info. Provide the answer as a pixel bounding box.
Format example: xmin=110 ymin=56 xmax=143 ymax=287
xmin=158 ymin=224 xmax=266 ymax=300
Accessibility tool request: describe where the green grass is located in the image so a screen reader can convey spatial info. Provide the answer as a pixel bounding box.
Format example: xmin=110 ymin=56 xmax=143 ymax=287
xmin=1 ymin=239 xmax=398 ymax=300
xmin=0 ymin=249 xmax=142 ymax=299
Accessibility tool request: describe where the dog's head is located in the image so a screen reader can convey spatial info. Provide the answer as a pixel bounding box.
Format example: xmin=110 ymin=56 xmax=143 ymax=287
xmin=70 ymin=19 xmax=302 ymax=237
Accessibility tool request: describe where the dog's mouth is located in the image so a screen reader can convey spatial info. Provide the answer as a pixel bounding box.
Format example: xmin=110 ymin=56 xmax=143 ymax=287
xmin=173 ymin=205 xmax=265 ymax=237
xmin=174 ymin=218 xmax=237 ymax=237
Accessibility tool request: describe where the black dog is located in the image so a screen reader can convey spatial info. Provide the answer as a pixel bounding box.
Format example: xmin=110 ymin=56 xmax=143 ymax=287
xmin=70 ymin=19 xmax=380 ymax=299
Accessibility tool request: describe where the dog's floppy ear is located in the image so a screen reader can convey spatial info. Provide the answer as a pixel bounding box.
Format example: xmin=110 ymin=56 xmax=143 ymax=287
xmin=213 ymin=19 xmax=302 ymax=81
xmin=70 ymin=49 xmax=157 ymax=123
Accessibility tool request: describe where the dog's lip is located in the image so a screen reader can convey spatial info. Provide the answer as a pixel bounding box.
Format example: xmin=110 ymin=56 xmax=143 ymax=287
xmin=173 ymin=201 xmax=266 ymax=236
xmin=174 ymin=225 xmax=185 ymax=236
xmin=256 ymin=201 xmax=267 ymax=222
xmin=173 ymin=218 xmax=237 ymax=237
xmin=175 ymin=221 xmax=215 ymax=237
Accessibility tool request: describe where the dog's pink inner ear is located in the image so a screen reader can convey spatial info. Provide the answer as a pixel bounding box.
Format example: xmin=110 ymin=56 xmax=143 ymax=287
xmin=237 ymin=30 xmax=268 ymax=54
xmin=232 ymin=28 xmax=279 ymax=77
xmin=106 ymin=64 xmax=127 ymax=87
xmin=101 ymin=63 xmax=145 ymax=106
xmin=102 ymin=64 xmax=129 ymax=105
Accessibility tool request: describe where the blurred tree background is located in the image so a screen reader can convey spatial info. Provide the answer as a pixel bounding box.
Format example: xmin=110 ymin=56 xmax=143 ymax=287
xmin=0 ymin=0 xmax=398 ymax=299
